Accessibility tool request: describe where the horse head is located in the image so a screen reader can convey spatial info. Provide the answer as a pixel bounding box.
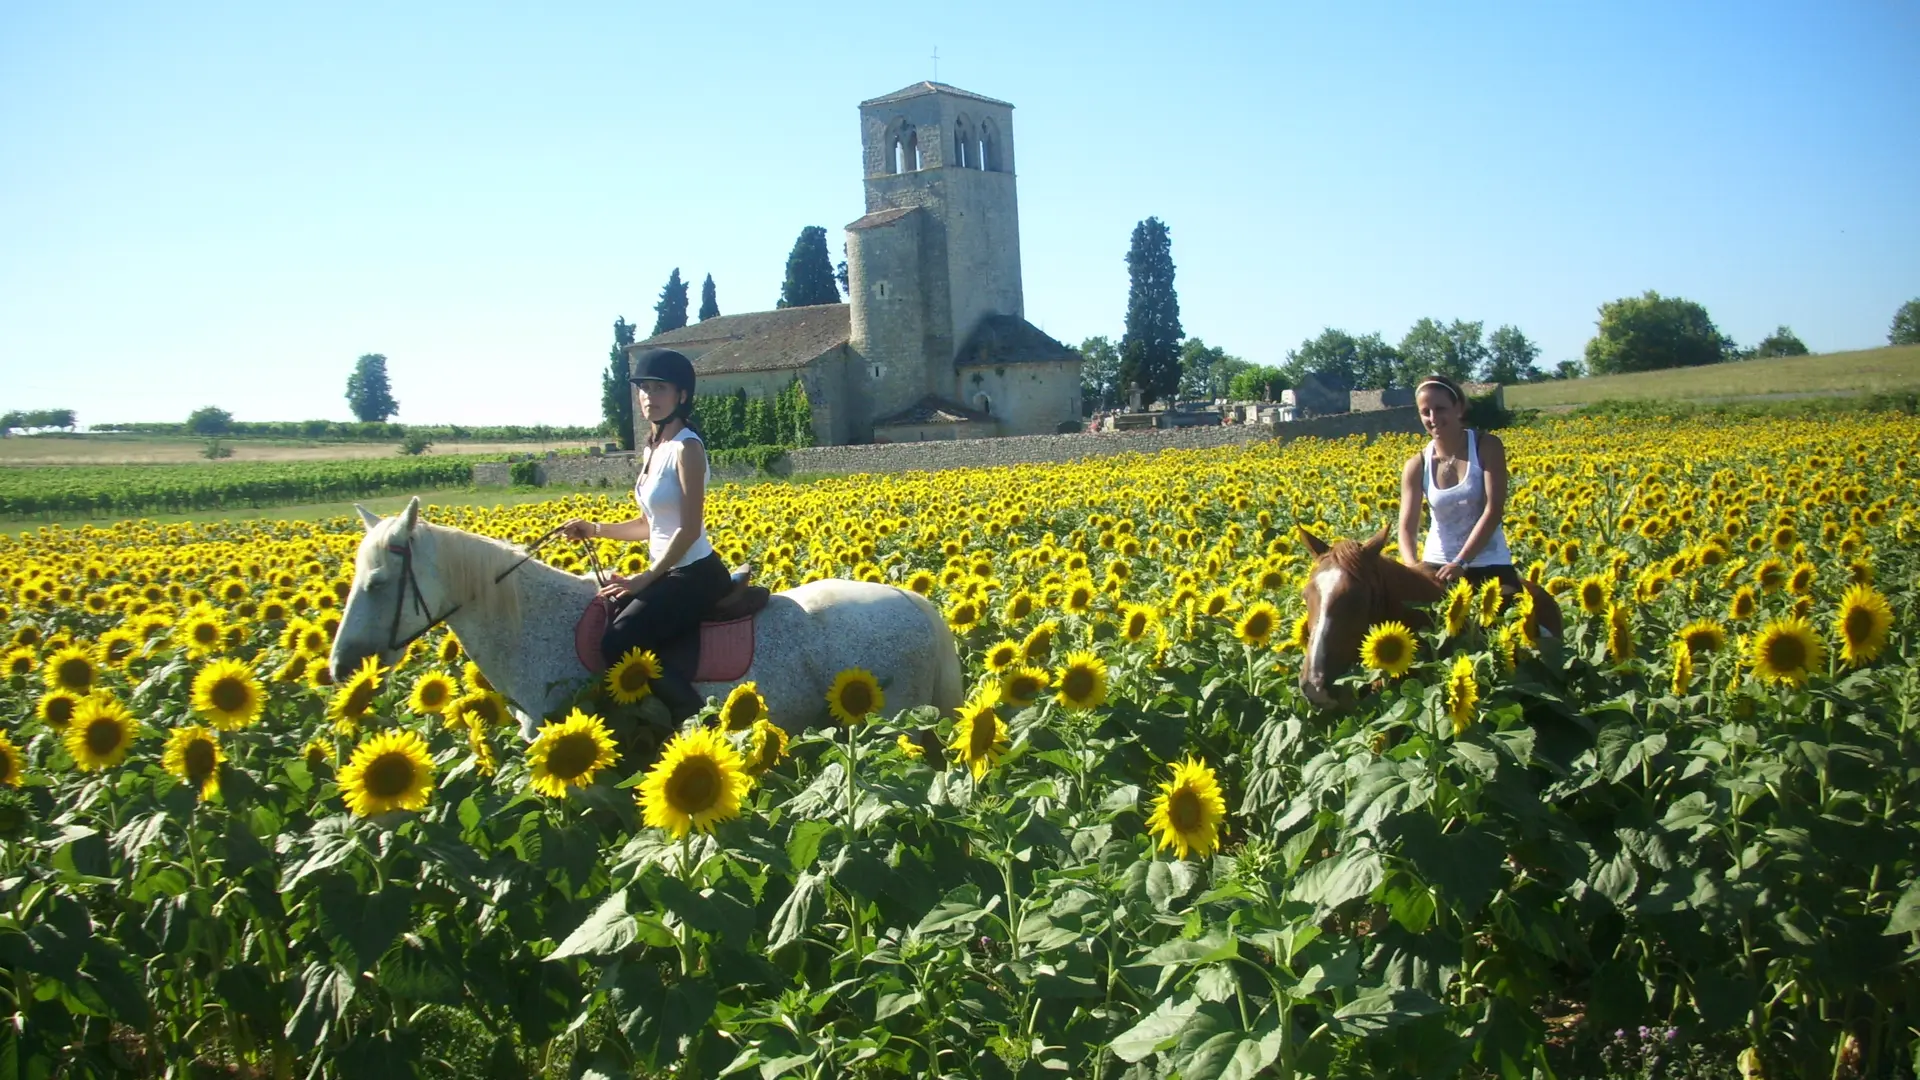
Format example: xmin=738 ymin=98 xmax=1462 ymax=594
xmin=330 ymin=497 xmax=437 ymax=681
xmin=1296 ymin=526 xmax=1442 ymax=708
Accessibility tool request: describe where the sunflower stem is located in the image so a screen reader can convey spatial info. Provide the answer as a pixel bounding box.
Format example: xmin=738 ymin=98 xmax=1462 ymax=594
xmin=844 ymin=721 xmax=864 ymax=961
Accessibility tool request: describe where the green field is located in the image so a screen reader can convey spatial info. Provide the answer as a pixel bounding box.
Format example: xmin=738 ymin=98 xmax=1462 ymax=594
xmin=1505 ymin=343 xmax=1920 ymax=409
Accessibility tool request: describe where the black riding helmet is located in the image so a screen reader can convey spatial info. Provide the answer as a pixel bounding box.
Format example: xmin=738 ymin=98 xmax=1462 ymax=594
xmin=629 ymin=348 xmax=696 ymax=424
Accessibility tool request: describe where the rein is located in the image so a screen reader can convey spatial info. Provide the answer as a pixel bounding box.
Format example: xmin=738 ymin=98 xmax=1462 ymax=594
xmin=382 ymin=525 xmax=610 ymax=653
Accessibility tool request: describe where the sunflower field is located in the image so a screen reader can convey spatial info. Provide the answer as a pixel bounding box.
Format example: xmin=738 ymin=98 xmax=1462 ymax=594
xmin=2 ymin=413 xmax=1918 ymax=1079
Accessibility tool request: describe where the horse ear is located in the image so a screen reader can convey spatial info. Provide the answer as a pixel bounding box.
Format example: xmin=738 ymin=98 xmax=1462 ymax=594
xmin=354 ymin=505 xmax=381 ymax=532
xmin=1297 ymin=527 xmax=1330 ymax=558
xmin=1361 ymin=529 xmax=1390 ymax=557
xmin=401 ymin=496 xmax=422 ymax=534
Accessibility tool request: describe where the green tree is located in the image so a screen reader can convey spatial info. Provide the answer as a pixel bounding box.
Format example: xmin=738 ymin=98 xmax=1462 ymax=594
xmin=1484 ymin=325 xmax=1543 ymax=383
xmin=652 ymin=269 xmax=690 ymax=336
xmin=1284 ymin=328 xmax=1359 ymax=389
xmin=1228 ymin=365 xmax=1289 ymax=402
xmin=699 ymin=274 xmax=720 ymax=322
xmin=777 ymin=226 xmax=842 ymax=308
xmin=1447 ymin=320 xmax=1489 ymax=381
xmin=1892 ymin=299 xmax=1920 ymax=346
xmin=1753 ymin=325 xmax=1809 ymax=358
xmin=1117 ymin=217 xmax=1183 ymax=406
xmin=1552 ymin=358 xmax=1584 ymax=380
xmin=1352 ymin=332 xmax=1401 ymax=390
xmin=345 ymin=354 xmax=399 ymax=422
xmin=1584 ymin=291 xmax=1729 ymax=375
xmin=600 ymin=317 xmax=637 ymax=450
xmin=186 ymin=406 xmax=233 ymax=436
xmin=1177 ymin=338 xmax=1247 ymax=400
xmin=1078 ymin=336 xmax=1122 ymax=411
xmin=1397 ymin=318 xmax=1481 ymax=382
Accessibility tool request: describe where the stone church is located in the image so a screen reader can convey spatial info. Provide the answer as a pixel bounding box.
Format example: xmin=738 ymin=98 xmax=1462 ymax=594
xmin=629 ymin=82 xmax=1082 ymax=444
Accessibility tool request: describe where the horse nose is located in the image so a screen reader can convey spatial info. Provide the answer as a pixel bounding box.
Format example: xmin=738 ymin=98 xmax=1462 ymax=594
xmin=1299 ymin=671 xmax=1336 ymax=708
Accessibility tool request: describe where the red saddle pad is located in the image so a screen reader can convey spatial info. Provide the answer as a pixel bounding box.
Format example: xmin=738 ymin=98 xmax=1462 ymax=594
xmin=574 ymin=599 xmax=756 ymax=683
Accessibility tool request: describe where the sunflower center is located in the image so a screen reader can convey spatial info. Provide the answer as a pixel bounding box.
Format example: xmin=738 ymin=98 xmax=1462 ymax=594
xmin=667 ymin=758 xmax=720 ymax=814
xmin=618 ymin=663 xmax=651 ymax=693
xmin=193 ymin=624 xmax=219 ymax=645
xmin=991 ymin=646 xmax=1016 ymax=667
xmin=1765 ymin=634 xmax=1807 ymax=672
xmin=545 ymin=732 xmax=600 ymax=782
xmin=420 ymin=683 xmax=449 ymax=708
xmin=1374 ymin=637 xmax=1405 ymax=665
xmin=210 ymin=677 xmax=250 ymax=715
xmin=1127 ymin=614 xmax=1148 ymax=638
xmin=725 ymin=696 xmax=759 ymax=730
xmin=58 ymin=659 xmax=93 ymax=689
xmin=1245 ymin=613 xmax=1272 ymax=639
xmin=107 ymin=639 xmax=134 ymax=662
xmin=969 ymin=713 xmax=998 ymax=756
xmin=184 ymin=739 xmax=217 ymax=781
xmin=1844 ymin=608 xmax=1877 ymax=644
xmin=470 ymin=698 xmax=503 ymax=726
xmin=1061 ymin=667 xmax=1094 ymax=701
xmin=346 ymin=682 xmax=377 ymax=717
xmin=1167 ymin=790 xmax=1203 ymax=833
xmin=1010 ymin=597 xmax=1031 ymax=619
xmin=838 ymin=682 xmax=873 ymax=717
xmin=1008 ymin=675 xmax=1039 ymax=701
xmin=45 ymin=697 xmax=76 ymax=727
xmin=364 ymin=752 xmax=418 ymax=799
xmin=85 ymin=718 xmax=124 ymax=757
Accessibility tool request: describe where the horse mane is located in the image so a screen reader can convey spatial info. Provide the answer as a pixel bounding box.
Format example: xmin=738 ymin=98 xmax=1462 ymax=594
xmin=360 ymin=519 xmax=525 ymax=631
xmin=1318 ymin=539 xmax=1445 ymax=617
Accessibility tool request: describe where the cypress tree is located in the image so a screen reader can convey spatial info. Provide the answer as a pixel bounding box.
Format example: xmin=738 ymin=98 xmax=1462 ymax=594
xmin=777 ymin=226 xmax=843 ymax=308
xmin=1117 ymin=218 xmax=1183 ymax=407
xmin=652 ymin=269 xmax=690 ymax=336
xmin=599 ymin=318 xmax=637 ymax=450
xmin=699 ymin=274 xmax=720 ymax=321
xmin=345 ymin=353 xmax=399 ymax=422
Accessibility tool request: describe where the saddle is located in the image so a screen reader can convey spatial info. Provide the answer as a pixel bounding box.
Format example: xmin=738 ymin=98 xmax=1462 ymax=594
xmin=574 ymin=564 xmax=770 ymax=683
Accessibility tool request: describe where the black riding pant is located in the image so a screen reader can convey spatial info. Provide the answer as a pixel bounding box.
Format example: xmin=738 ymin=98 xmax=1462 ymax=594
xmin=1425 ymin=562 xmax=1523 ymax=594
xmin=599 ymin=552 xmax=731 ymax=670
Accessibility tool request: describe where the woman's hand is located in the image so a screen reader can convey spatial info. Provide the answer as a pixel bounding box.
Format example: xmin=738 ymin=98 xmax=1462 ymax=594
xmin=598 ymin=572 xmax=651 ymax=601
xmin=559 ymin=518 xmax=599 ymax=541
xmin=1435 ymin=561 xmax=1464 ymax=583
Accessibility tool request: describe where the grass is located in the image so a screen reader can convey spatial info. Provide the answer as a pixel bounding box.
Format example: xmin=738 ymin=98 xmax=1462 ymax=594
xmin=0 ymin=433 xmax=605 ymax=465
xmin=1 ymin=487 xmax=591 ymax=532
xmin=1505 ymin=343 xmax=1920 ymax=409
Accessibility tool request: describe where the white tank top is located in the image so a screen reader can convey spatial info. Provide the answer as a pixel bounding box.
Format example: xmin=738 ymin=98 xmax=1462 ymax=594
xmin=635 ymin=428 xmax=715 ymax=569
xmin=1421 ymin=429 xmax=1511 ymax=567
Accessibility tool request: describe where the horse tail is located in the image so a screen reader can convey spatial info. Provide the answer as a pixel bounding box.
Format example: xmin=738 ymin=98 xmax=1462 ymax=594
xmin=903 ymin=589 xmax=965 ymax=714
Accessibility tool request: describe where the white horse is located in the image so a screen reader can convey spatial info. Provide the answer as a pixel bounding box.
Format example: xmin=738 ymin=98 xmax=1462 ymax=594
xmin=329 ymin=497 xmax=964 ymax=739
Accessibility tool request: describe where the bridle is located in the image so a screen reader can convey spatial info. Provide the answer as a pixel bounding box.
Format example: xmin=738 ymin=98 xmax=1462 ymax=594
xmin=378 ymin=524 xmax=608 ymax=653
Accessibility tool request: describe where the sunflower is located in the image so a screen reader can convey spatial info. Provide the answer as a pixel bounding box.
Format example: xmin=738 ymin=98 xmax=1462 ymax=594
xmin=1443 ymin=580 xmax=1473 ymax=637
xmin=1055 ymin=651 xmax=1108 ymax=712
xmin=1510 ymin=587 xmax=1541 ymax=649
xmin=949 ymin=686 xmax=1010 ymax=780
xmin=1670 ymin=643 xmax=1693 ymax=697
xmin=1118 ymin=603 xmax=1157 ymax=644
xmin=3 ymin=646 xmax=35 ymax=679
xmin=97 ymin=628 xmax=141 ymax=669
xmin=337 ymin=729 xmax=435 ymax=816
xmin=437 ymin=635 xmax=463 ymax=666
xmin=720 ymin=682 xmax=767 ymax=732
xmin=1002 ymin=589 xmax=1035 ymax=622
xmin=1675 ymin=618 xmax=1728 ymax=656
xmin=1445 ymin=652 xmax=1478 ymax=736
xmin=999 ymin=665 xmax=1050 ymax=707
xmin=826 ymin=668 xmax=884 ymax=724
xmin=1728 ymin=586 xmax=1758 ymax=622
xmin=1750 ymin=616 xmax=1823 ymax=687
xmin=463 ymin=661 xmax=495 ymax=695
xmin=983 ymin=639 xmax=1022 ymax=672
xmin=1605 ymin=603 xmax=1636 ymax=664
xmin=742 ymin=718 xmax=789 ymax=776
xmin=42 ymin=645 xmax=97 ymax=694
xmin=409 ymin=672 xmax=457 ymax=715
xmin=1144 ymin=757 xmax=1228 ymax=861
xmin=604 ymin=648 xmax=661 ymax=704
xmin=191 ymin=658 xmax=265 ymax=731
xmin=468 ymin=722 xmax=498 ymax=777
xmin=638 ymin=727 xmax=752 ymax=839
xmin=896 ymin=733 xmax=926 ymax=759
xmin=0 ymin=732 xmax=24 ymax=788
xmin=1061 ymin=581 xmax=1095 ymax=616
xmin=303 ymin=738 xmax=336 ymax=772
xmin=328 ymin=656 xmax=383 ymax=730
xmin=273 ymin=654 xmax=310 ymax=684
xmin=946 ymin=598 xmax=983 ymax=633
xmin=1200 ymin=588 xmax=1234 ymax=619
xmin=1021 ymin=621 xmax=1058 ymax=664
xmin=38 ymin=689 xmax=81 ymax=730
xmin=449 ymin=690 xmax=509 ymax=730
xmin=526 ymin=709 xmax=620 ymax=797
xmin=65 ymin=695 xmax=139 ymax=771
xmin=1576 ymin=575 xmax=1611 ymax=617
xmin=1788 ymin=562 xmax=1817 ymax=596
xmin=1753 ymin=558 xmax=1788 ymax=594
xmin=177 ymin=608 xmax=227 ymax=659
xmin=1359 ymin=622 xmax=1416 ymax=677
xmin=1833 ymin=583 xmax=1894 ymax=667
xmin=294 ymin=622 xmax=331 ymax=656
xmin=1235 ymin=601 xmax=1280 ymax=648
xmin=1476 ymin=578 xmax=1504 ymax=627
xmin=162 ymin=725 xmax=224 ymax=800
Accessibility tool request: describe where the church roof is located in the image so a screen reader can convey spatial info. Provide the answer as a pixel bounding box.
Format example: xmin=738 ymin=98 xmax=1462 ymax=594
xmin=633 ymin=304 xmax=850 ymax=376
xmin=861 ymin=81 xmax=1014 ymax=109
xmin=873 ymin=395 xmax=992 ymax=427
xmin=846 ymin=207 xmax=917 ymax=231
xmin=954 ymin=315 xmax=1078 ymax=368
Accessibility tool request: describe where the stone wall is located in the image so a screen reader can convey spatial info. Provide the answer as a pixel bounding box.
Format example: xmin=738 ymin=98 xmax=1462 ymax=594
xmin=471 ymin=407 xmax=1425 ymax=488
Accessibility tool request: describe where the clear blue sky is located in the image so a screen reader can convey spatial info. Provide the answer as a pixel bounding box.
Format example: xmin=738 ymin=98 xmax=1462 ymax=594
xmin=3 ymin=2 xmax=1916 ymax=427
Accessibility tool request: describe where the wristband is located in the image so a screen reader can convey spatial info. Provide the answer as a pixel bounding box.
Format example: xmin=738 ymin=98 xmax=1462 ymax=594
xmin=594 ymin=522 xmax=602 ymax=538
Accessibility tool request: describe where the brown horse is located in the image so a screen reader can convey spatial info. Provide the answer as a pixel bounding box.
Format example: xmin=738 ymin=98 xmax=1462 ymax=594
xmin=1296 ymin=527 xmax=1563 ymax=707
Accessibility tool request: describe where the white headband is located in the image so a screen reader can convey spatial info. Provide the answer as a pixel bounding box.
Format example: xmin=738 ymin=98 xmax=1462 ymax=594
xmin=1416 ymin=379 xmax=1460 ymax=403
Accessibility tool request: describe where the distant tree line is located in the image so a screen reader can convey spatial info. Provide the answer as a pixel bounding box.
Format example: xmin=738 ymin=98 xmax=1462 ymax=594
xmin=93 ymin=418 xmax=604 ymax=442
xmin=1 ymin=409 xmax=77 ymax=434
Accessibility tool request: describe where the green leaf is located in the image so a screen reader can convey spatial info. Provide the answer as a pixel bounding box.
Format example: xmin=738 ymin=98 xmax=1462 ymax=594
xmin=786 ymin=820 xmax=835 ymax=872
xmin=911 ymin=884 xmax=986 ymax=939
xmin=1329 ymin=987 xmax=1444 ymax=1034
xmin=875 ymin=989 xmax=922 ymax=1021
xmin=284 ymin=961 xmax=354 ymax=1045
xmin=768 ymin=870 xmax=826 ymax=951
xmin=316 ymin=879 xmax=413 ymax=973
xmin=549 ymin=889 xmax=637 ymax=960
xmin=1173 ymin=1002 xmax=1285 ymax=1080
xmin=1592 ymin=852 xmax=1639 ymax=910
xmin=1135 ymin=928 xmax=1239 ymax=968
xmin=1111 ymin=993 xmax=1199 ymax=1063
xmin=1290 ymin=850 xmax=1383 ymax=910
xmin=1884 ymin=879 xmax=1920 ymax=935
